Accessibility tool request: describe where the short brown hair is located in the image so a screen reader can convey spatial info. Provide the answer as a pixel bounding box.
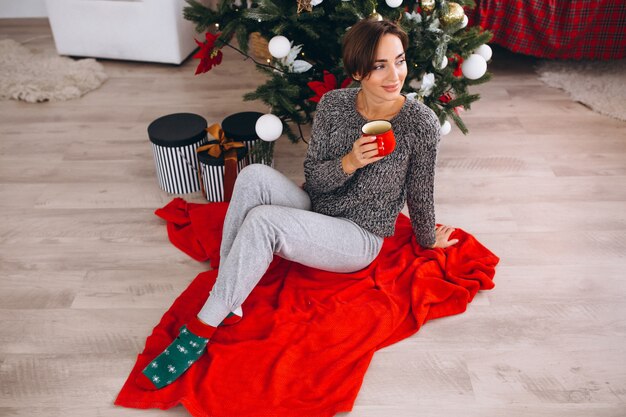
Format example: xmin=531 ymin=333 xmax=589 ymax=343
xmin=342 ymin=19 xmax=409 ymax=81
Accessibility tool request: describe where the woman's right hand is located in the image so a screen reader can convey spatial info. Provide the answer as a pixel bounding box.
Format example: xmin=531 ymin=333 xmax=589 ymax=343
xmin=342 ymin=136 xmax=385 ymax=174
xmin=431 ymin=225 xmax=459 ymax=249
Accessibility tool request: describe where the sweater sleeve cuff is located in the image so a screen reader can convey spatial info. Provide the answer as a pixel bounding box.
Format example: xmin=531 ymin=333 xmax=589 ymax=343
xmin=414 ymin=228 xmax=436 ymax=248
xmin=418 ymin=235 xmax=436 ymax=249
xmin=327 ymin=157 xmax=354 ymax=186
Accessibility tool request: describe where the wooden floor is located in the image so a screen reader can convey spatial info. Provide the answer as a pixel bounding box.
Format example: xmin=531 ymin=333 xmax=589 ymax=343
xmin=1 ymin=18 xmax=625 ymax=417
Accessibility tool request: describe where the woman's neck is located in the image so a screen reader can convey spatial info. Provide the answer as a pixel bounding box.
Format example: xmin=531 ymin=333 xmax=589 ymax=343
xmin=356 ymin=89 xmax=405 ymax=121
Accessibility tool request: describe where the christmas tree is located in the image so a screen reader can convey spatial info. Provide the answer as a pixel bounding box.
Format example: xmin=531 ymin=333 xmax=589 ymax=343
xmin=185 ymin=0 xmax=493 ymax=161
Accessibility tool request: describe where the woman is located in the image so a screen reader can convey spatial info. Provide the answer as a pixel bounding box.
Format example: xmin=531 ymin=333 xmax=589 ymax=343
xmin=136 ymin=18 xmax=458 ymax=390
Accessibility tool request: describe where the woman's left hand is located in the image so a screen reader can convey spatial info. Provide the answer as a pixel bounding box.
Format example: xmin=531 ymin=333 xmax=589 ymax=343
xmin=431 ymin=225 xmax=459 ymax=248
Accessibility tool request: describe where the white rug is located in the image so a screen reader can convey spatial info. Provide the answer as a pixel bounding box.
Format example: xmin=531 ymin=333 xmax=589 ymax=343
xmin=536 ymin=59 xmax=626 ymax=122
xmin=0 ymin=39 xmax=108 ymax=103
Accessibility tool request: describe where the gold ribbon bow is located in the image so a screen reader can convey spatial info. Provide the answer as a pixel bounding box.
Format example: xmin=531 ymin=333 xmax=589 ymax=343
xmin=196 ymin=124 xmax=246 ymax=202
xmin=196 ymin=124 xmax=245 ymax=159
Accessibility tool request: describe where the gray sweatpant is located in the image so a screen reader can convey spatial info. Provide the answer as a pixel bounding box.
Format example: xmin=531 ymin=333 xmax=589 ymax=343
xmin=197 ymin=164 xmax=384 ymax=326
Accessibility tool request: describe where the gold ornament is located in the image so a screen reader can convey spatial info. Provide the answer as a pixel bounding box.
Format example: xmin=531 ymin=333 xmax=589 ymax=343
xmin=369 ymin=8 xmax=383 ymax=21
xmin=297 ymin=0 xmax=312 ymax=14
xmin=421 ymin=0 xmax=435 ymax=13
xmin=249 ymin=32 xmax=272 ymax=62
xmin=441 ymin=2 xmax=465 ymax=26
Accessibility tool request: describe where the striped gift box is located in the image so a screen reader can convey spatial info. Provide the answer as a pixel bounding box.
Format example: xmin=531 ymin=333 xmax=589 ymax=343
xmin=222 ymin=111 xmax=273 ymax=166
xmin=198 ymin=146 xmax=248 ymax=202
xmin=148 ymin=113 xmax=208 ymax=194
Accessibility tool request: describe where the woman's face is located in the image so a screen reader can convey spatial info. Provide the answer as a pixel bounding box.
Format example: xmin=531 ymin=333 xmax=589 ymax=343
xmin=360 ymin=34 xmax=407 ymax=102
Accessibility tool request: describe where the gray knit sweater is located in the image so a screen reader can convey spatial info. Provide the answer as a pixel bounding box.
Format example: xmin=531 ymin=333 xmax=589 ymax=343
xmin=303 ymin=88 xmax=441 ymax=248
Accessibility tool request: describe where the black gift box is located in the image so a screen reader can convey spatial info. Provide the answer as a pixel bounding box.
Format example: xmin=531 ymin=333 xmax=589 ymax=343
xmin=197 ymin=143 xmax=248 ymax=202
xmin=222 ymin=111 xmax=272 ymax=166
xmin=148 ymin=113 xmax=208 ymax=194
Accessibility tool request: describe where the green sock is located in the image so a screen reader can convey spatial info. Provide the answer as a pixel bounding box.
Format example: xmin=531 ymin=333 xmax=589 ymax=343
xmin=139 ymin=325 xmax=209 ymax=389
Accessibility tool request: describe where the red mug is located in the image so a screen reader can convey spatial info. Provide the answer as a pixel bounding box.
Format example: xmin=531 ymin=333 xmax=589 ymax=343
xmin=361 ymin=120 xmax=396 ymax=156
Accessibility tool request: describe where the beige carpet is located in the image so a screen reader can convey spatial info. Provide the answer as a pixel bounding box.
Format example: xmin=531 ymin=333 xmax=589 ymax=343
xmin=536 ymin=59 xmax=626 ymax=122
xmin=0 ymin=39 xmax=108 ymax=103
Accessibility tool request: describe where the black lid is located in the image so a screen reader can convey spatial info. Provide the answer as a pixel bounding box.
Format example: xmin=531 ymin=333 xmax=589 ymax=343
xmin=148 ymin=113 xmax=208 ymax=147
xmin=221 ymin=112 xmax=263 ymax=142
xmin=197 ymin=144 xmax=248 ymax=166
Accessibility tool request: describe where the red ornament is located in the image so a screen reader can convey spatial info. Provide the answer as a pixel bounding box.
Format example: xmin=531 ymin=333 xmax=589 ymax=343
xmin=307 ymin=71 xmax=352 ymax=102
xmin=439 ymin=92 xmax=462 ymax=114
xmin=193 ymin=32 xmax=224 ymax=75
xmin=452 ymin=54 xmax=464 ymax=78
xmin=451 ymin=54 xmax=463 ymax=77
xmin=438 ymin=92 xmax=452 ymax=104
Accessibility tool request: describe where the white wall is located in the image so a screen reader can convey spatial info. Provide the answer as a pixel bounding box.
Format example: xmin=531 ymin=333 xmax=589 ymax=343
xmin=0 ymin=0 xmax=217 ymax=18
xmin=0 ymin=0 xmax=48 ymax=18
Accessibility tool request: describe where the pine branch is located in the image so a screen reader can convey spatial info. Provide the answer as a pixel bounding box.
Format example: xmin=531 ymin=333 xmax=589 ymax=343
xmin=184 ymin=0 xmax=220 ymax=32
xmin=449 ymin=110 xmax=468 ymax=134
xmin=215 ymin=39 xmax=285 ymax=73
xmin=244 ymin=0 xmax=283 ymax=22
xmin=235 ymin=25 xmax=249 ymax=53
xmin=284 ymin=124 xmax=301 ymax=144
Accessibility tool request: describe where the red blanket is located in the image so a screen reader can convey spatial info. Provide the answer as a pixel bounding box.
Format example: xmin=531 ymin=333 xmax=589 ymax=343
xmin=115 ymin=198 xmax=498 ymax=416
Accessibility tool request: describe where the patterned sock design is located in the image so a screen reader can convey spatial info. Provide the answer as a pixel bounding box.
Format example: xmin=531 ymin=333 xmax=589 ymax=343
xmin=139 ymin=325 xmax=208 ymax=389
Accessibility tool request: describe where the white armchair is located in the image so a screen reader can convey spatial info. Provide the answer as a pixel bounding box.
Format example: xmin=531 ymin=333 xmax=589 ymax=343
xmin=45 ymin=0 xmax=202 ymax=64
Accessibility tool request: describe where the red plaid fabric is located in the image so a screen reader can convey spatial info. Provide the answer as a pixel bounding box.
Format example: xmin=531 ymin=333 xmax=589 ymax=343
xmin=469 ymin=0 xmax=626 ymax=60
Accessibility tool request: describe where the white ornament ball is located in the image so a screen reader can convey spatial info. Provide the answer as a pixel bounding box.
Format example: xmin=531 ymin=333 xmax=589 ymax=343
xmin=461 ymin=54 xmax=487 ymax=80
xmin=440 ymin=120 xmax=452 ymax=136
xmin=475 ymin=44 xmax=493 ymax=61
xmin=255 ymin=114 xmax=283 ymax=142
xmin=268 ymin=36 xmax=291 ymax=59
xmin=433 ymin=55 xmax=448 ymax=70
xmin=385 ymin=0 xmax=403 ymax=8
xmin=460 ymin=15 xmax=468 ymax=28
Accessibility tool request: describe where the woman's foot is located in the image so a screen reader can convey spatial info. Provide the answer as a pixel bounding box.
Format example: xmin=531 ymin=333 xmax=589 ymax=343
xmin=135 ymin=317 xmax=216 ymax=390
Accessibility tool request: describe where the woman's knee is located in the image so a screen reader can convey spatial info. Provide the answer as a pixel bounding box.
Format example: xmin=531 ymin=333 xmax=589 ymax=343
xmin=244 ymin=204 xmax=276 ymax=225
xmin=231 ymin=164 xmax=267 ymax=197
xmin=236 ymin=164 xmax=273 ymax=185
xmin=242 ymin=205 xmax=286 ymax=237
